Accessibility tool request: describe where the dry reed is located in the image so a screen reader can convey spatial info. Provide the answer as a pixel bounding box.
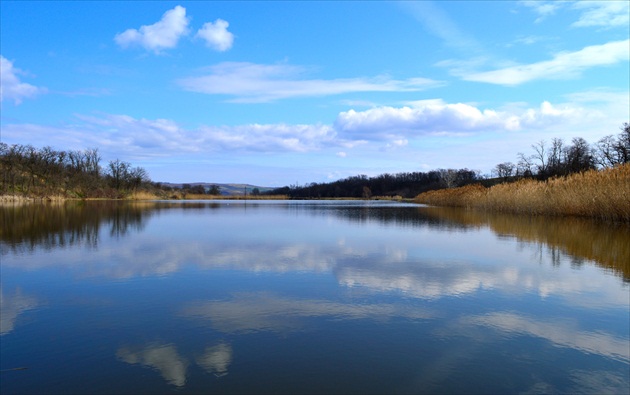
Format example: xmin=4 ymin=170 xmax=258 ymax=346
xmin=415 ymin=164 xmax=630 ymax=222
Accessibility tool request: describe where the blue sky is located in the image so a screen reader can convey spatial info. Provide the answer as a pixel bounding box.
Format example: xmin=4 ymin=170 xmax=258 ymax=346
xmin=1 ymin=1 xmax=628 ymax=186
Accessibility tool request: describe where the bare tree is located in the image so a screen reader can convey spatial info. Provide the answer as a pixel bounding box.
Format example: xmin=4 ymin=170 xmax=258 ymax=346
xmin=565 ymin=137 xmax=594 ymax=173
xmin=547 ymin=138 xmax=565 ymax=175
xmin=516 ymin=152 xmax=534 ymax=177
xmin=107 ymin=159 xmax=131 ymax=190
xmin=531 ymin=140 xmax=547 ymax=175
xmin=493 ymin=162 xmax=515 ymax=181
xmin=438 ymin=169 xmax=459 ymax=188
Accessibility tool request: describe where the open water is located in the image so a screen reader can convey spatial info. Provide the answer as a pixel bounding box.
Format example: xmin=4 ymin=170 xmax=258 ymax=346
xmin=1 ymin=200 xmax=628 ymax=394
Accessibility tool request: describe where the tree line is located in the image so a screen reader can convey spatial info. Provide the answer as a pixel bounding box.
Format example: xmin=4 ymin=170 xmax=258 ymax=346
xmin=493 ymin=122 xmax=629 ymax=181
xmin=269 ymin=123 xmax=629 ymax=199
xmin=0 ymin=143 xmax=151 ymax=198
xmin=267 ymin=168 xmax=481 ymax=199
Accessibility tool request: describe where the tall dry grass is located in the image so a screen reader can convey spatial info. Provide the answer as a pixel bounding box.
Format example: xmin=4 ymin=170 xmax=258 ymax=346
xmin=415 ymin=164 xmax=630 ymax=222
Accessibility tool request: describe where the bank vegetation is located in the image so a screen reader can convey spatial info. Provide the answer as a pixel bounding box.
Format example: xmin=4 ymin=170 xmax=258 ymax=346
xmin=415 ymin=161 xmax=629 ymax=222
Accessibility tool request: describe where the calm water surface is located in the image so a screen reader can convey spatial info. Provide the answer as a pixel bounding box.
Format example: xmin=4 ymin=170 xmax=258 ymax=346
xmin=1 ymin=200 xmax=629 ymax=394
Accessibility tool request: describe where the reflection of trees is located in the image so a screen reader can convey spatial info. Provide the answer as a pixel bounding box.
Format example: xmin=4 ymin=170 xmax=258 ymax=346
xmin=278 ymin=203 xmax=477 ymax=231
xmin=0 ymin=201 xmax=164 ymax=254
xmin=419 ymin=207 xmax=630 ymax=282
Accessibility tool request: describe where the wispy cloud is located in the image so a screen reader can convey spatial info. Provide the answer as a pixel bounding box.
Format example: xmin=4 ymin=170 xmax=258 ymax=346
xmin=399 ymin=1 xmax=483 ymax=54
xmin=520 ymin=0 xmax=630 ymax=28
xmin=197 ymin=123 xmax=344 ymax=152
xmin=463 ymin=39 xmax=630 ymax=85
xmin=1 ymin=113 xmax=346 ymax=156
xmin=0 ymin=56 xmax=47 ymax=104
xmin=519 ymin=0 xmax=562 ymax=23
xmin=177 ymin=62 xmax=440 ymax=102
xmin=571 ymin=0 xmax=630 ymax=28
xmin=114 ymin=5 xmax=190 ymax=53
xmin=196 ymin=19 xmax=234 ymax=51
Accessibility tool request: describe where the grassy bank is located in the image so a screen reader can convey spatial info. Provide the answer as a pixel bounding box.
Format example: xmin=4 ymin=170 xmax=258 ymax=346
xmin=414 ymin=164 xmax=630 ymax=222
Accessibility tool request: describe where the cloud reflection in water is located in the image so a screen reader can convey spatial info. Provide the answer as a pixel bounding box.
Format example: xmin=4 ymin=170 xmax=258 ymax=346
xmin=117 ymin=343 xmax=189 ymax=387
xmin=196 ymin=343 xmax=233 ymax=377
xmin=182 ymin=292 xmax=434 ymax=334
xmin=464 ymin=312 xmax=630 ymax=363
xmin=0 ymin=287 xmax=39 ymax=335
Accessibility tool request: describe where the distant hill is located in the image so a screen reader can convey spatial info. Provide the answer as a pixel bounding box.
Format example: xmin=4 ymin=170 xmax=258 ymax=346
xmin=159 ymin=182 xmax=278 ymax=196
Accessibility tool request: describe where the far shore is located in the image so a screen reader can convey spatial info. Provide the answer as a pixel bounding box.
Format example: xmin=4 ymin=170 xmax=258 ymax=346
xmin=4 ymin=164 xmax=628 ymax=223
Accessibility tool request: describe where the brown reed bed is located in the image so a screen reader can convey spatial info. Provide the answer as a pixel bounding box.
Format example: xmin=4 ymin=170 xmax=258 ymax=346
xmin=415 ymin=164 xmax=630 ymax=222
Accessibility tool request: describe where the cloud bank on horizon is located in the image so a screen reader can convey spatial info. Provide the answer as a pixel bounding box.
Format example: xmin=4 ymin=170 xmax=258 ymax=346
xmin=1 ymin=1 xmax=628 ymax=185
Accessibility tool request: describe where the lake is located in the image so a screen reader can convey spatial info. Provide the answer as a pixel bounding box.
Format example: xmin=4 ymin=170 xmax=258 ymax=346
xmin=1 ymin=200 xmax=628 ymax=394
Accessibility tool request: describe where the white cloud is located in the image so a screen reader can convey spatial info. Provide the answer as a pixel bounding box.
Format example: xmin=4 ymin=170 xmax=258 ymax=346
xmin=1 ymin=95 xmax=614 ymax=162
xmin=335 ymin=100 xmax=514 ymax=140
xmin=0 ymin=56 xmax=46 ymax=104
xmin=334 ymin=99 xmax=609 ymax=145
xmin=399 ymin=1 xmax=483 ymax=54
xmin=2 ymin=113 xmax=345 ymax=157
xmin=571 ymin=0 xmax=630 ymax=28
xmin=464 ymin=39 xmax=630 ymax=85
xmin=196 ymin=19 xmax=234 ymax=51
xmin=520 ymin=0 xmax=630 ymax=28
xmin=519 ymin=0 xmax=562 ymax=22
xmin=177 ymin=62 xmax=440 ymax=102
xmin=114 ymin=6 xmax=190 ymax=53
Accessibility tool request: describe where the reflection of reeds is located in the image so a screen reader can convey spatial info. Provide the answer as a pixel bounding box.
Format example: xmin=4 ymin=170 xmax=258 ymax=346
xmin=415 ymin=164 xmax=630 ymax=222
xmin=420 ymin=206 xmax=630 ymax=282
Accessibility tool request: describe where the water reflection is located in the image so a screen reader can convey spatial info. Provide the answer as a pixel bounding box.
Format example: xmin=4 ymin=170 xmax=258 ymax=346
xmin=463 ymin=312 xmax=630 ymax=363
xmin=116 ymin=341 xmax=233 ymax=386
xmin=2 ymin=201 xmax=628 ymax=394
xmin=117 ymin=343 xmax=189 ymax=387
xmin=0 ymin=201 xmax=153 ymax=253
xmin=2 ymin=202 xmax=627 ymax=306
xmin=196 ymin=343 xmax=232 ymax=377
xmin=0 ymin=287 xmax=39 ymax=335
xmin=421 ymin=206 xmax=630 ymax=281
xmin=182 ymin=292 xmax=434 ymax=334
xmin=2 ymin=201 xmax=627 ymax=281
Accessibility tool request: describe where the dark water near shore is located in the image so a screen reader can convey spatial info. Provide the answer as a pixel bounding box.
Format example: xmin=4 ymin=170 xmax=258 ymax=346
xmin=1 ymin=200 xmax=628 ymax=394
